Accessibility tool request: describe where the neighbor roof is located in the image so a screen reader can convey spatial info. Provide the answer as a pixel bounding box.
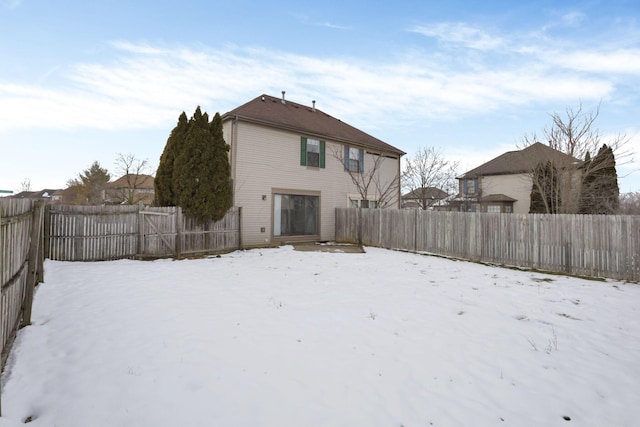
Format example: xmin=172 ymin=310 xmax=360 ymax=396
xmin=222 ymin=94 xmax=405 ymax=156
xmin=460 ymin=143 xmax=580 ymax=178
xmin=10 ymin=189 xmax=60 ymax=199
xmin=107 ymin=174 xmax=155 ymax=189
xmin=402 ymin=187 xmax=448 ymax=200
xmin=480 ymin=194 xmax=517 ymax=203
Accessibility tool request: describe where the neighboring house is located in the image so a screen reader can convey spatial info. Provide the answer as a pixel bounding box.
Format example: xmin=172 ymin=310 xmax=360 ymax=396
xmin=221 ymin=93 xmax=405 ymax=248
xmin=402 ymin=187 xmax=448 ymax=209
xmin=51 ymin=187 xmax=78 ymax=205
xmin=9 ymin=189 xmax=61 ymax=204
xmin=448 ymin=143 xmax=578 ymax=213
xmin=104 ymin=174 xmax=155 ymax=205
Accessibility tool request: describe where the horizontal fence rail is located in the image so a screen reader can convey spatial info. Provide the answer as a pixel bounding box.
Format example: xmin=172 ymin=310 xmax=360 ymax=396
xmin=47 ymin=205 xmax=241 ymax=261
xmin=335 ymin=208 xmax=640 ymax=282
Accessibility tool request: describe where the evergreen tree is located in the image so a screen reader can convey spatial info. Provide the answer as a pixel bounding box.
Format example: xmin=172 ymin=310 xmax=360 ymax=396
xmin=600 ymin=145 xmax=620 ymax=213
xmin=172 ymin=107 xmax=232 ymax=223
xmin=208 ymin=112 xmax=233 ymax=220
xmin=154 ymin=112 xmax=188 ymax=206
xmin=529 ymin=161 xmax=559 ymax=214
xmin=66 ymin=161 xmax=110 ymax=205
xmin=579 ymin=145 xmax=619 ymax=214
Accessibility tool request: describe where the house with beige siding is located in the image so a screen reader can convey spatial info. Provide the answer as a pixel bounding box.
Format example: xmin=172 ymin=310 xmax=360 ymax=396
xmin=449 ymin=143 xmax=578 ymax=213
xmin=221 ymin=93 xmax=404 ymax=248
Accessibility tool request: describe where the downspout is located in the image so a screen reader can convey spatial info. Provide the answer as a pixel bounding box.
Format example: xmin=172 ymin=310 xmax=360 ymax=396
xmin=230 ymin=115 xmax=240 ymax=248
xmin=231 ymin=115 xmax=239 ymax=203
xmin=397 ymin=153 xmax=403 ymax=209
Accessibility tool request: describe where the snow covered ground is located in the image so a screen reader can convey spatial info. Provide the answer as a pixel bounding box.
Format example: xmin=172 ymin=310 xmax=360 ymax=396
xmin=1 ymin=246 xmax=639 ymax=427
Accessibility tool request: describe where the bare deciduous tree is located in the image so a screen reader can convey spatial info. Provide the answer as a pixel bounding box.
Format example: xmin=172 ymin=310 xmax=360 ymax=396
xmin=402 ymin=146 xmax=459 ymax=209
xmin=330 ymin=146 xmax=400 ymax=208
xmin=522 ymin=103 xmax=632 ymax=214
xmin=620 ymin=191 xmax=640 ymax=214
xmin=19 ymin=178 xmax=32 ymax=192
xmin=112 ymin=153 xmax=151 ymax=205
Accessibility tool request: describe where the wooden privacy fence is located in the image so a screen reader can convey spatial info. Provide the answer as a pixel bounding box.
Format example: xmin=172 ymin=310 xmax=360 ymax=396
xmin=335 ymin=208 xmax=640 ymax=282
xmin=0 ymin=199 xmax=45 ymax=373
xmin=47 ymin=205 xmax=241 ymax=261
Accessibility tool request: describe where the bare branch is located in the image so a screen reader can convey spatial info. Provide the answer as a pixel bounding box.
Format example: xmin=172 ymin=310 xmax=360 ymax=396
xmin=329 ymin=145 xmax=399 ymax=208
xmin=112 ymin=153 xmax=151 ymax=204
xmin=402 ymin=146 xmax=459 ymax=209
xmin=522 ymin=103 xmax=633 ymax=214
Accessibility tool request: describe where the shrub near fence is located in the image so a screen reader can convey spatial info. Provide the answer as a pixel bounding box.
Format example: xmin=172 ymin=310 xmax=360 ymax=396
xmin=46 ymin=205 xmax=241 ymax=261
xmin=335 ymin=208 xmax=640 ymax=282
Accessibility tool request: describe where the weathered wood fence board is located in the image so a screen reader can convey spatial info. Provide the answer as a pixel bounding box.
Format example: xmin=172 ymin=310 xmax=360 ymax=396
xmin=0 ymin=199 xmax=44 ymax=373
xmin=47 ymin=205 xmax=138 ymax=261
xmin=47 ymin=205 xmax=241 ymax=261
xmin=336 ymin=208 xmax=640 ymax=282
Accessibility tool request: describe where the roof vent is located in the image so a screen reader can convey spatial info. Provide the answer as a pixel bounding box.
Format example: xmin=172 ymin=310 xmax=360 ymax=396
xmin=312 ymin=100 xmax=316 ymax=112
xmin=281 ymin=91 xmax=286 ymax=104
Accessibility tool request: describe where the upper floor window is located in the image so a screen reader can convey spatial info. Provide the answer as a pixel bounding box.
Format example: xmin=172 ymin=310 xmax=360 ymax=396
xmin=307 ymin=139 xmax=320 ymax=167
xmin=467 ymin=179 xmax=476 ymax=194
xmin=300 ymin=137 xmax=325 ymax=168
xmin=344 ymin=146 xmax=364 ymax=173
xmin=463 ymin=178 xmax=478 ymax=195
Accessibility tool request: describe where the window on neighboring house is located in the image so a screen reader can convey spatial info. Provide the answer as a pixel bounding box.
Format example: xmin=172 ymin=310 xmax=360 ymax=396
xmin=344 ymin=146 xmax=364 ymax=173
xmin=504 ymin=205 xmax=513 ymax=213
xmin=464 ymin=179 xmax=477 ymax=195
xmin=487 ymin=205 xmax=501 ymax=213
xmin=273 ymin=193 xmax=319 ymax=237
xmin=348 ymin=196 xmax=377 ymax=208
xmin=300 ymin=137 xmax=325 ymax=168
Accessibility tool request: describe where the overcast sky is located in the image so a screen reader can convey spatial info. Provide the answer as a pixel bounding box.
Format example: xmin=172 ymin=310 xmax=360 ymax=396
xmin=1 ymin=0 xmax=639 ymax=193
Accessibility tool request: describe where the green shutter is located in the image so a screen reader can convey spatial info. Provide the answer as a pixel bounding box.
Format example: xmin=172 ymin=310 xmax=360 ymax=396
xmin=300 ymin=137 xmax=307 ymax=166
xmin=344 ymin=145 xmax=349 ymax=171
xmin=319 ymin=140 xmax=325 ymax=168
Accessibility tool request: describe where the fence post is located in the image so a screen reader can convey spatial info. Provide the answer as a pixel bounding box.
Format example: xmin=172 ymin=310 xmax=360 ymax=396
xmin=43 ymin=204 xmax=51 ymax=260
xmin=175 ymin=207 xmax=183 ymax=258
xmin=414 ymin=208 xmax=419 ymax=252
xmin=22 ymin=200 xmax=45 ymax=327
xmin=137 ymin=206 xmax=144 ymax=257
xmin=357 ymin=207 xmax=362 ymax=245
xmin=237 ymin=207 xmax=243 ymax=250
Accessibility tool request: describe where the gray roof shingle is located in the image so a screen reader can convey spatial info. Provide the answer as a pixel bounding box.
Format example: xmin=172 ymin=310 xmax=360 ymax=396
xmin=461 ymin=142 xmax=580 ymax=178
xmin=222 ymin=94 xmax=405 ymax=156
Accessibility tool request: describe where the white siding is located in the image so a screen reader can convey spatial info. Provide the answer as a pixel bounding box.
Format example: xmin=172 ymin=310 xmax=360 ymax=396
xmin=224 ymin=120 xmax=401 ymax=247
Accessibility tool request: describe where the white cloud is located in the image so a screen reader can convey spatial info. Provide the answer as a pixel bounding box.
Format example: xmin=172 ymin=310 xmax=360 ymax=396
xmin=561 ymin=11 xmax=586 ymax=27
xmin=410 ymin=23 xmax=504 ymax=51
xmin=3 ymin=0 xmax=23 ymax=9
xmin=550 ymin=49 xmax=640 ymax=75
xmin=318 ymin=22 xmax=352 ymax=30
xmin=0 ymin=25 xmax=631 ymax=135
